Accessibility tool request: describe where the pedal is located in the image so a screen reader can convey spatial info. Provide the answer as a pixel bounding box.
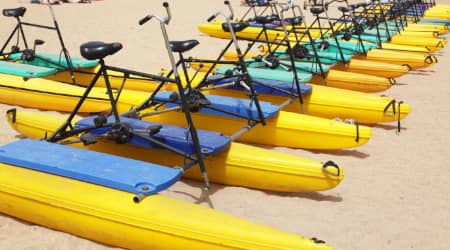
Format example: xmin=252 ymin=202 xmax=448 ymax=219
xmin=108 ymin=122 xmax=133 ymax=144
xmin=224 ymin=69 xmax=235 ymax=78
xmin=169 ymin=91 xmax=179 ymax=102
xmin=93 ymin=114 xmax=108 ymax=127
xmin=146 ymin=125 xmax=163 ymax=135
xmin=80 ymin=132 xmax=97 ymax=145
xmin=21 ymin=49 xmax=36 ymax=61
xmin=11 ymin=45 xmax=20 ymax=53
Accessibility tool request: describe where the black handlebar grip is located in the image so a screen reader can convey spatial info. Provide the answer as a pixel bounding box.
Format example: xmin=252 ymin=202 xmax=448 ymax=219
xmin=139 ymin=16 xmax=151 ymax=25
xmin=163 ymin=2 xmax=169 ymax=7
xmin=224 ymin=0 xmax=230 ymax=4
xmin=207 ymin=14 xmax=216 ymax=22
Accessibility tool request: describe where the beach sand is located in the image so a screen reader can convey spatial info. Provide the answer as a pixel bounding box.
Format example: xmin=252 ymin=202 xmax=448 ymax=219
xmin=0 ymin=0 xmax=449 ymax=249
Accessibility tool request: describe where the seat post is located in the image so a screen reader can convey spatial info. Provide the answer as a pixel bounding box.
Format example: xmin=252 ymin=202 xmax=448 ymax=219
xmin=177 ymin=51 xmax=193 ymax=91
xmin=313 ymin=13 xmax=326 ymax=40
xmin=101 ymin=63 xmax=121 ymax=122
xmin=282 ymin=3 xmax=327 ymax=81
xmin=344 ymin=2 xmax=367 ymax=55
xmin=261 ymin=23 xmax=273 ymax=55
xmin=321 ymin=4 xmax=348 ymax=66
xmin=0 ymin=16 xmax=29 ymax=55
xmin=16 ymin=16 xmax=29 ymax=49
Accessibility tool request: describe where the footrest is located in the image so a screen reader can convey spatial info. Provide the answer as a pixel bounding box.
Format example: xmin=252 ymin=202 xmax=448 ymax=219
xmin=154 ymin=91 xmax=280 ymax=119
xmin=0 ymin=61 xmax=57 ymax=78
xmin=0 ymin=139 xmax=182 ymax=195
xmin=76 ymin=116 xmax=231 ymax=155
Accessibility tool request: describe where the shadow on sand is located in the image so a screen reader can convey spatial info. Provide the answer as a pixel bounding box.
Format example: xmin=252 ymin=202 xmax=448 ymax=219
xmin=174 ymin=179 xmax=343 ymax=208
xmin=306 ymin=148 xmax=370 ymax=159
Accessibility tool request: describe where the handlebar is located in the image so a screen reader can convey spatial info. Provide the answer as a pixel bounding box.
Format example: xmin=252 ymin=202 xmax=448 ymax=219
xmin=207 ymin=14 xmax=216 ymax=22
xmin=278 ymin=0 xmax=303 ymax=21
xmin=138 ymin=2 xmax=171 ymax=26
xmin=139 ymin=15 xmax=152 ymax=25
xmin=224 ymin=0 xmax=234 ymax=20
xmin=207 ymin=0 xmax=234 ymax=22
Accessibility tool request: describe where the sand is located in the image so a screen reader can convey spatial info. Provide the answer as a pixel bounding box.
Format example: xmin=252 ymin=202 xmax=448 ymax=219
xmin=0 ymin=0 xmax=449 ymax=249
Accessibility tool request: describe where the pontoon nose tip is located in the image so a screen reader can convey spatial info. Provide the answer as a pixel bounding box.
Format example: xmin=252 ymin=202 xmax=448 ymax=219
xmin=398 ymin=101 xmax=411 ymax=120
xmin=322 ymin=160 xmax=344 ymax=181
xmin=357 ymin=124 xmax=372 ymax=146
xmin=309 ymin=237 xmax=335 ymax=250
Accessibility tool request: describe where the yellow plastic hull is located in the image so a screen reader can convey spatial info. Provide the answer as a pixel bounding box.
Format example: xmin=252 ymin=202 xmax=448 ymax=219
xmin=388 ymin=35 xmax=446 ymax=51
xmin=0 ymin=73 xmax=114 ymax=113
xmin=221 ymin=51 xmax=409 ymax=78
xmin=198 ymin=22 xmax=444 ymax=55
xmin=157 ymin=70 xmax=409 ymax=124
xmin=424 ymin=5 xmax=450 ymax=19
xmin=390 ymin=30 xmax=440 ymax=38
xmin=399 ymin=23 xmax=449 ymax=34
xmin=6 ymin=109 xmax=343 ymax=193
xmin=309 ymin=69 xmax=393 ymax=93
xmin=0 ymin=72 xmax=369 ymax=149
xmin=332 ymin=58 xmax=409 ymax=78
xmin=188 ymin=59 xmax=394 ymax=92
xmin=0 ymin=164 xmax=332 ymax=250
xmin=379 ymin=42 xmax=431 ymax=53
xmin=146 ymin=110 xmax=371 ymax=149
xmin=359 ymin=49 xmax=438 ymax=69
xmin=198 ymin=21 xmax=283 ymax=41
xmin=45 ymin=65 xmax=165 ymax=92
xmin=332 ymin=21 xmax=448 ymax=36
xmin=48 ymin=69 xmax=410 ymax=124
xmin=207 ymin=85 xmax=410 ymax=124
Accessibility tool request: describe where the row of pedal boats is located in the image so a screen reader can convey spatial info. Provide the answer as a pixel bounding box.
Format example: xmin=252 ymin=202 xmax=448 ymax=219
xmin=0 ymin=1 xmax=449 ymax=249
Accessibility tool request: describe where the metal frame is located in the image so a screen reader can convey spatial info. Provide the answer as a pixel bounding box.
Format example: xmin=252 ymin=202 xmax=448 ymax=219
xmin=136 ymin=1 xmax=270 ymax=131
xmin=46 ymin=2 xmax=214 ymax=188
xmin=0 ymin=1 xmax=75 ymax=83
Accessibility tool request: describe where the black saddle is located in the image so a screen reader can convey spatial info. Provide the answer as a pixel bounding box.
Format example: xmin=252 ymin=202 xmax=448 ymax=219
xmin=169 ymin=40 xmax=199 ymax=53
xmin=80 ymin=41 xmax=123 ymax=60
xmin=221 ymin=22 xmax=249 ymax=32
xmin=349 ymin=3 xmax=366 ymax=10
xmin=284 ymin=17 xmax=303 ymax=25
xmin=310 ymin=6 xmax=325 ymax=15
xmin=254 ymin=15 xmax=279 ymax=25
xmin=358 ymin=2 xmax=368 ymax=8
xmin=3 ymin=7 xmax=26 ymax=18
xmin=338 ymin=6 xmax=349 ymax=13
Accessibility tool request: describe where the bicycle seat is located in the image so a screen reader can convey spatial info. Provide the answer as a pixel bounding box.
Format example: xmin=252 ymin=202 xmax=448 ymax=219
xmin=349 ymin=4 xmax=360 ymax=9
xmin=310 ymin=6 xmax=325 ymax=15
xmin=169 ymin=40 xmax=199 ymax=53
xmin=221 ymin=22 xmax=249 ymax=32
xmin=338 ymin=6 xmax=349 ymax=13
xmin=284 ymin=17 xmax=303 ymax=25
xmin=80 ymin=41 xmax=123 ymax=60
xmin=254 ymin=15 xmax=279 ymax=25
xmin=359 ymin=2 xmax=368 ymax=7
xmin=3 ymin=7 xmax=26 ymax=17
